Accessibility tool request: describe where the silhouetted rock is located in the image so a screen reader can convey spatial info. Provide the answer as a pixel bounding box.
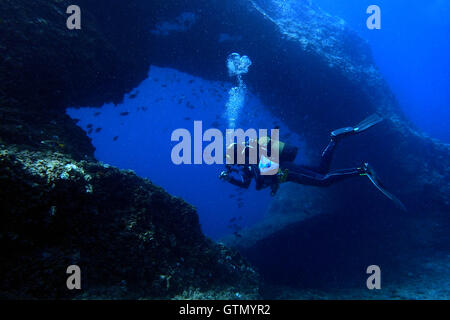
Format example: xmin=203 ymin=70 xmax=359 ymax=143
xmin=0 ymin=146 xmax=259 ymax=299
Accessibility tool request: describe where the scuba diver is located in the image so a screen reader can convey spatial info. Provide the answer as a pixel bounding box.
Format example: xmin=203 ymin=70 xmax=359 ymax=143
xmin=219 ymin=114 xmax=406 ymax=211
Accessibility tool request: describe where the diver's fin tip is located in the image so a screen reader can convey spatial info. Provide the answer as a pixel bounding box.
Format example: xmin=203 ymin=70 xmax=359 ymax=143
xmin=331 ymin=113 xmax=383 ymax=139
xmin=354 ymin=113 xmax=384 ymax=132
xmin=363 ymin=163 xmax=406 ymax=212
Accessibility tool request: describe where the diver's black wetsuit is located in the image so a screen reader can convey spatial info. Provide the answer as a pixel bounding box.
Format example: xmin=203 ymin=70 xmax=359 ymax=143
xmin=283 ymin=138 xmax=361 ymax=187
xmin=220 ymin=113 xmax=407 ymax=210
xmin=225 ymin=138 xmax=362 ymax=190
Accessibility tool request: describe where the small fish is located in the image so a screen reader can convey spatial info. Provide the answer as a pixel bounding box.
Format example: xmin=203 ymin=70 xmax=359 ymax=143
xmin=161 ymin=84 xmax=167 ymax=88
xmin=233 ymin=232 xmax=242 ymax=238
xmin=120 ymin=112 xmax=130 ymax=116
xmin=188 ymin=79 xmax=195 ymax=84
xmin=94 ymin=112 xmax=101 ymax=117
xmin=86 ymin=124 xmax=93 ymax=129
xmin=113 ymin=136 xmax=119 ymax=141
xmin=141 ymin=106 xmax=148 ymax=111
xmin=88 ymin=129 xmax=93 ymax=134
xmin=184 ymin=117 xmax=191 ymax=121
xmin=95 ymin=128 xmax=102 ymax=133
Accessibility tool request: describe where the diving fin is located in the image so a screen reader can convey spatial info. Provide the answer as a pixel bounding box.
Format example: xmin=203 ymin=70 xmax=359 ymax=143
xmin=361 ymin=163 xmax=407 ymax=212
xmin=331 ymin=113 xmax=383 ymax=139
xmin=354 ymin=113 xmax=384 ymax=133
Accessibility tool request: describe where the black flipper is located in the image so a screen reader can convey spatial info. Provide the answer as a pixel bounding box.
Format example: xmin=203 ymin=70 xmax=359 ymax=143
xmin=363 ymin=165 xmax=407 ymax=211
xmin=354 ymin=113 xmax=383 ymax=133
xmin=331 ymin=113 xmax=383 ymax=139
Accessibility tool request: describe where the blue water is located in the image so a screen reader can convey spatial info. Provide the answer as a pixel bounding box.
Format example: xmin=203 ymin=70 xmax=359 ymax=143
xmin=68 ymin=66 xmax=305 ymax=239
xmin=313 ymin=0 xmax=450 ymax=142
xmin=67 ymin=1 xmax=449 ymax=240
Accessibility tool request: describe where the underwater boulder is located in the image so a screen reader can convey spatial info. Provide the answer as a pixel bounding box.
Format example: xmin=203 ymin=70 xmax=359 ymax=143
xmin=0 ymin=147 xmax=259 ymax=299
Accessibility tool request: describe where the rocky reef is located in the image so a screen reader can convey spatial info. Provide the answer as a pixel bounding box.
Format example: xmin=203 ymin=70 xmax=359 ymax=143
xmin=1 ymin=0 xmax=449 ymax=299
xmin=0 ymin=145 xmax=258 ymax=299
xmin=0 ymin=0 xmax=258 ymax=299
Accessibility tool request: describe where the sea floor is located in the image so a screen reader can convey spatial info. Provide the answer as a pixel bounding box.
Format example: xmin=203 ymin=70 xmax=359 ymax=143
xmin=262 ymin=254 xmax=450 ymax=300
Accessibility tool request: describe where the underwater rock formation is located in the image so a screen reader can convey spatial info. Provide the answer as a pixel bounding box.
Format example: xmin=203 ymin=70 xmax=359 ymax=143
xmin=0 ymin=0 xmax=258 ymax=299
xmin=1 ymin=0 xmax=449 ymax=298
xmin=0 ymin=107 xmax=94 ymax=161
xmin=0 ymin=146 xmax=258 ymax=299
xmin=0 ymin=0 xmax=150 ymax=112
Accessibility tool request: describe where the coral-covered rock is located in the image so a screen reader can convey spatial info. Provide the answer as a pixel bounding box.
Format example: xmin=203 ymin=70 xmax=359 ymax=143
xmin=0 ymin=146 xmax=259 ymax=299
xmin=0 ymin=107 xmax=94 ymax=160
xmin=0 ymin=0 xmax=260 ymax=300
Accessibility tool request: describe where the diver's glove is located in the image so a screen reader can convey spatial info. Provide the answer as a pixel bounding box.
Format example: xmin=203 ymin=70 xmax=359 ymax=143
xmin=219 ymin=171 xmax=230 ymax=181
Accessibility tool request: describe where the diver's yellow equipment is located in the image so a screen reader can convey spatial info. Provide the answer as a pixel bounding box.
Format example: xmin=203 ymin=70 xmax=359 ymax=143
xmin=277 ymin=168 xmax=289 ymax=183
xmin=258 ymin=136 xmax=285 ymax=155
